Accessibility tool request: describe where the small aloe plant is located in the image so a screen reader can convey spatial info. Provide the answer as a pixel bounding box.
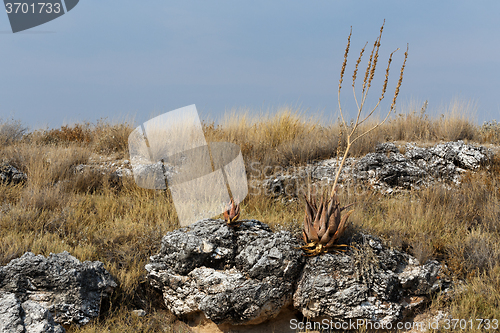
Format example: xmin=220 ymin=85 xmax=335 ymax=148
xmin=301 ymin=20 xmax=408 ymax=256
xmin=224 ymin=197 xmax=241 ymax=227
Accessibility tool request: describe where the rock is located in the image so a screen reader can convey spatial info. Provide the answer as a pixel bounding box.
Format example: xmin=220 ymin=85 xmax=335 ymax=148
xmin=402 ymin=141 xmax=489 ymax=178
xmin=146 ymin=219 xmax=304 ymax=326
xmin=0 ymin=163 xmax=27 ymax=185
xmin=0 ymin=291 xmax=25 ymax=333
xmin=424 ymin=141 xmax=489 ymax=170
xmin=375 ymin=142 xmax=400 ymax=154
xmin=259 ymin=141 xmax=490 ymax=196
xmin=293 ymin=234 xmax=447 ymax=325
xmin=261 ymin=175 xmax=301 ymax=198
xmin=332 ymin=141 xmax=487 ymax=191
xmin=132 ymin=309 xmax=147 ymax=317
xmin=130 ymin=159 xmax=180 ymax=189
xmin=0 ymin=251 xmax=117 ymax=327
xmin=398 ymin=260 xmax=442 ymax=295
xmin=75 ymin=160 xmax=133 ymax=179
xmin=21 ymin=300 xmax=66 ymax=333
xmin=355 ymin=151 xmax=428 ymax=189
xmin=0 ymin=291 xmax=65 ymax=333
xmin=113 ymin=168 xmax=132 ymax=178
xmin=260 ymin=158 xmax=357 ymax=198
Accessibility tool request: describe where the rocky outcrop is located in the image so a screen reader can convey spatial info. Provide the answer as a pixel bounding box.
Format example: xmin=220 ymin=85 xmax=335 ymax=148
xmin=147 ymin=220 xmax=449 ymax=328
xmin=354 ymin=141 xmax=489 ymax=191
xmin=146 ymin=219 xmax=304 ymax=325
xmin=293 ymin=234 xmax=448 ymax=325
xmin=75 ymin=158 xmax=133 ymax=178
xmin=262 ymin=141 xmax=490 ymax=196
xmin=0 ymin=163 xmax=27 ymax=185
xmin=0 ymin=251 xmax=117 ymax=329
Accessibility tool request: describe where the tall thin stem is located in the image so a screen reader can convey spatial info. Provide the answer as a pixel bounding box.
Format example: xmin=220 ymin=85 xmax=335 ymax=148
xmin=329 ymin=21 xmax=407 ymax=200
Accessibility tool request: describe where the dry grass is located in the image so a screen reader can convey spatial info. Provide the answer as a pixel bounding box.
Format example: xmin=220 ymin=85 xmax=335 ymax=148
xmin=0 ymin=118 xmax=27 ymax=146
xmin=448 ymin=265 xmax=500 ymax=332
xmin=204 ymin=107 xmax=335 ymax=168
xmin=1 ymin=107 xmax=500 ymax=331
xmin=348 ymin=168 xmax=500 ymax=272
xmin=386 ymin=99 xmax=479 ymax=142
xmin=25 ymin=120 xmax=134 ymax=158
xmin=65 ymin=308 xmax=180 ymax=333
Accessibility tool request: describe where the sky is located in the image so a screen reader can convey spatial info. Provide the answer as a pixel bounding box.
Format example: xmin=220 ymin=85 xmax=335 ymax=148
xmin=0 ymin=1 xmax=499 ymax=129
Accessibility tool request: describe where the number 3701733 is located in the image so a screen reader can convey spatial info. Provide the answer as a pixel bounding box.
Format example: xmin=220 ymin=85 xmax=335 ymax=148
xmin=5 ymin=3 xmax=61 ymax=14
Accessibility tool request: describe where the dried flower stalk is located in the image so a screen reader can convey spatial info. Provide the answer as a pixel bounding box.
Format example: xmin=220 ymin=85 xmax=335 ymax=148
xmin=331 ymin=21 xmax=408 ymax=198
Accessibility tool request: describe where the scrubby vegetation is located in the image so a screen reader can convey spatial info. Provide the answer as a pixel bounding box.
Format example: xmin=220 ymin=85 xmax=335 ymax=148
xmin=1 ymin=104 xmax=500 ymax=332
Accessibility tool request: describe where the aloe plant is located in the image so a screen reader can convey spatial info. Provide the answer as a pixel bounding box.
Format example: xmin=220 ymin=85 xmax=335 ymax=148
xmin=301 ymin=20 xmax=408 ymax=255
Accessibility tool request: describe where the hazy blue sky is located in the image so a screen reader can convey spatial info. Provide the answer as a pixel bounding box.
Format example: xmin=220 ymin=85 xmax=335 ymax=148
xmin=0 ymin=1 xmax=499 ymax=129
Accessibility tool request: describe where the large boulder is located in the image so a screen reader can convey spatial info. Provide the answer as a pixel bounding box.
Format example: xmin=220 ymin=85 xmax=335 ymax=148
xmin=146 ymin=219 xmax=304 ymax=326
xmin=293 ymin=234 xmax=447 ymax=325
xmin=0 ymin=251 xmax=117 ymax=328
